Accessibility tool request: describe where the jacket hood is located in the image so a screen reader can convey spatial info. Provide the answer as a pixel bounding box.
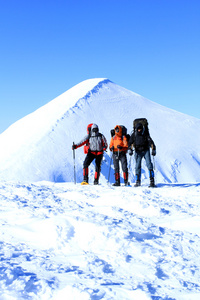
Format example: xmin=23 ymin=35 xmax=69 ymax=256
xmin=136 ymin=123 xmax=143 ymax=130
xmin=87 ymin=123 xmax=93 ymax=134
xmin=91 ymin=123 xmax=99 ymax=131
xmin=91 ymin=123 xmax=99 ymax=136
xmin=136 ymin=123 xmax=144 ymax=135
xmin=114 ymin=125 xmax=122 ymax=137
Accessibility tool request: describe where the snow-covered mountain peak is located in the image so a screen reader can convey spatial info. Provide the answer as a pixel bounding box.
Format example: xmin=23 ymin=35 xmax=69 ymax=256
xmin=0 ymin=78 xmax=200 ymax=183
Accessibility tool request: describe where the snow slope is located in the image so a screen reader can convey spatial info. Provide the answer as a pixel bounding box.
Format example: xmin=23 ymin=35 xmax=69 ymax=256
xmin=0 ymin=78 xmax=200 ymax=183
xmin=1 ymin=181 xmax=200 ymax=299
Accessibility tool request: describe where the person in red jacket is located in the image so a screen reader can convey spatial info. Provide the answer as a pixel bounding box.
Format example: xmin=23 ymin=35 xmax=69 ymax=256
xmin=72 ymin=124 xmax=108 ymax=184
xmin=109 ymin=125 xmax=128 ymax=186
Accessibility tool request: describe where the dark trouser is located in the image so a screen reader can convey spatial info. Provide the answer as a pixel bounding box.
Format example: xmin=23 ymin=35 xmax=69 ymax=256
xmin=83 ymin=152 xmax=103 ymax=183
xmin=113 ymin=151 xmax=128 ymax=184
xmin=135 ymin=149 xmax=154 ymax=181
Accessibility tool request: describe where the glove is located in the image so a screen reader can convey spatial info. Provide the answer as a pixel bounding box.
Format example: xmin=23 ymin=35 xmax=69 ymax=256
xmin=152 ymin=149 xmax=156 ymax=156
xmin=110 ymin=146 xmax=114 ymax=151
xmin=103 ymin=147 xmax=107 ymax=152
xmin=117 ymin=145 xmax=123 ymax=150
xmin=72 ymin=144 xmax=77 ymax=150
xmin=128 ymin=149 xmax=133 ymax=156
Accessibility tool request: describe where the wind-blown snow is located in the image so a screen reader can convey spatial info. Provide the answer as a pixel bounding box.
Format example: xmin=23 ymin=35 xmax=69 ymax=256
xmin=0 ymin=78 xmax=200 ymax=183
xmin=1 ymin=181 xmax=200 ymax=299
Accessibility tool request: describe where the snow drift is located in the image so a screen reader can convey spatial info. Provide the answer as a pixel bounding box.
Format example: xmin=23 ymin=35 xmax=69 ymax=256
xmin=1 ymin=181 xmax=200 ymax=299
xmin=0 ymin=78 xmax=200 ymax=183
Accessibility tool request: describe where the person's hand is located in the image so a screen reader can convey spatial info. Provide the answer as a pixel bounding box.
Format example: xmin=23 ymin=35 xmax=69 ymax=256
xmin=128 ymin=149 xmax=133 ymax=156
xmin=117 ymin=145 xmax=123 ymax=150
xmin=72 ymin=144 xmax=77 ymax=150
xmin=152 ymin=149 xmax=156 ymax=156
xmin=110 ymin=146 xmax=114 ymax=151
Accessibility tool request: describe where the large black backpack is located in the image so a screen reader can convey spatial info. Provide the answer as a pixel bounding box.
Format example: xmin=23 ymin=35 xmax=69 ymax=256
xmin=133 ymin=118 xmax=149 ymax=136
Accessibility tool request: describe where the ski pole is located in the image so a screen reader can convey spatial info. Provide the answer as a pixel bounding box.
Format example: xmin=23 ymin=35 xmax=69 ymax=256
xmin=128 ymin=148 xmax=134 ymax=175
xmin=107 ymin=153 xmax=113 ymax=183
xmin=153 ymin=156 xmax=156 ymax=171
xmin=128 ymin=155 xmax=132 ymax=171
xmin=152 ymin=154 xmax=156 ymax=184
xmin=73 ymin=142 xmax=76 ymax=184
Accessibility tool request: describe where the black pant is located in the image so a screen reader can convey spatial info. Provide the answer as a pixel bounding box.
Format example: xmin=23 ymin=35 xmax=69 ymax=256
xmin=83 ymin=152 xmax=103 ymax=174
xmin=113 ymin=151 xmax=128 ymax=174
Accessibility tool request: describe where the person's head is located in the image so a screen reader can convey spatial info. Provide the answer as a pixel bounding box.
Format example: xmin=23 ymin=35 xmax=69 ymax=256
xmin=91 ymin=123 xmax=99 ymax=134
xmin=136 ymin=123 xmax=143 ymax=134
xmin=114 ymin=125 xmax=122 ymax=136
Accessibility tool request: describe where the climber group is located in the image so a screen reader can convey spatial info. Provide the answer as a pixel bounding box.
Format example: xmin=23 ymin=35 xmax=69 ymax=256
xmin=72 ymin=118 xmax=156 ymax=187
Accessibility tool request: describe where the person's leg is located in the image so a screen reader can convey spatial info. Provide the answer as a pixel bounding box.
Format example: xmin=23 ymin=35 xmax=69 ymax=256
xmin=113 ymin=153 xmax=120 ymax=186
xmin=134 ymin=151 xmax=142 ymax=186
xmin=120 ymin=152 xmax=128 ymax=185
xmin=83 ymin=153 xmax=94 ymax=183
xmin=94 ymin=154 xmax=103 ymax=184
xmin=144 ymin=149 xmax=155 ymax=187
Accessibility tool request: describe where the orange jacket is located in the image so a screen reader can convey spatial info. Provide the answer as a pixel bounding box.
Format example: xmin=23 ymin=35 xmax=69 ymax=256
xmin=109 ymin=125 xmax=128 ymax=152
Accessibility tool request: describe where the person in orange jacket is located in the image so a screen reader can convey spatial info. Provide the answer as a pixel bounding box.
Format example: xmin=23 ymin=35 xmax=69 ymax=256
xmin=109 ymin=125 xmax=129 ymax=186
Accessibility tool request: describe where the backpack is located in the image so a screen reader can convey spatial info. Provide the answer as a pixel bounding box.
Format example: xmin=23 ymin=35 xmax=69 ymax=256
xmin=120 ymin=125 xmax=130 ymax=143
xmin=133 ymin=118 xmax=149 ymax=136
xmin=110 ymin=125 xmax=130 ymax=142
xmin=84 ymin=123 xmax=93 ymax=154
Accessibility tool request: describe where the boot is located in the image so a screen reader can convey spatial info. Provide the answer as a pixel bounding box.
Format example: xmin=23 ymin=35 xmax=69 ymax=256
xmin=94 ymin=171 xmax=99 ymax=185
xmin=123 ymin=172 xmax=129 ymax=186
xmin=134 ymin=174 xmax=141 ymax=187
xmin=113 ymin=172 xmax=120 ymax=186
xmin=83 ymin=168 xmax=89 ymax=183
xmin=149 ymin=170 xmax=155 ymax=187
xmin=149 ymin=176 xmax=156 ymax=187
xmin=134 ymin=180 xmax=141 ymax=187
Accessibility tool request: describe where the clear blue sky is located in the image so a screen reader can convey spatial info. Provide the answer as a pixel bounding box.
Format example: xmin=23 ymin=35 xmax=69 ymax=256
xmin=0 ymin=0 xmax=200 ymax=134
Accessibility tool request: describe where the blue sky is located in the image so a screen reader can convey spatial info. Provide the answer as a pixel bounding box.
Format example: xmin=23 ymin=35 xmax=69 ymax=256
xmin=0 ymin=0 xmax=199 ymax=134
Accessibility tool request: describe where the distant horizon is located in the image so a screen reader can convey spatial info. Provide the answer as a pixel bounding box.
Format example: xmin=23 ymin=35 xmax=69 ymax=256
xmin=0 ymin=0 xmax=200 ymax=133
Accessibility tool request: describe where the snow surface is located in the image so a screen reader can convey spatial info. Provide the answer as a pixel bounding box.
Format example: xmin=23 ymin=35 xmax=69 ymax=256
xmin=1 ymin=181 xmax=200 ymax=299
xmin=1 ymin=78 xmax=200 ymax=299
xmin=0 ymin=78 xmax=200 ymax=183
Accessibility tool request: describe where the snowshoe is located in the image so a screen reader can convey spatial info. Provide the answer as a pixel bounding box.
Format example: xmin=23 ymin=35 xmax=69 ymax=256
xmin=81 ymin=181 xmax=89 ymax=185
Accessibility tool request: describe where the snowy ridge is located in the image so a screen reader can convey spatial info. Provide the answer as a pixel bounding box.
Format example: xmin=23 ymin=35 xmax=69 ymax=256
xmin=0 ymin=78 xmax=200 ymax=183
xmin=0 ymin=78 xmax=106 ymax=156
